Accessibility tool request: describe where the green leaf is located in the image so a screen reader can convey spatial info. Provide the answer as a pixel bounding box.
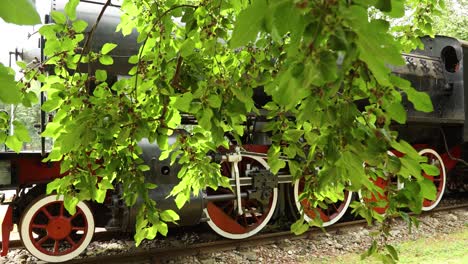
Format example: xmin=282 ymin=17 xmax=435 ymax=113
xmin=155 ymin=221 xmax=168 ymax=236
xmin=23 ymin=91 xmax=38 ymax=107
xmin=13 ymin=121 xmax=31 ymax=142
xmin=65 ymin=0 xmax=80 ymax=20
xmin=421 ymin=164 xmax=440 ymax=176
xmin=64 ymin=195 xmax=79 ymax=215
xmin=180 ymin=39 xmax=195 ymax=57
xmin=230 ymin=0 xmax=268 ymax=48
xmin=160 ymin=210 xmax=180 ymax=222
xmin=269 ymin=157 xmax=286 ymax=174
xmin=385 ymin=245 xmax=399 ymax=261
xmin=0 ymin=63 xmax=21 ymax=104
xmin=173 ymin=93 xmax=193 ymax=112
xmin=5 ymin=135 xmax=22 ymax=152
xmin=199 ymin=108 xmax=213 ymax=130
xmin=99 ymin=55 xmax=114 ymax=65
xmin=128 ymin=55 xmax=139 ymax=64
xmin=95 ymin=70 xmax=107 ymax=82
xmin=0 ymin=0 xmax=41 ymax=25
xmin=390 ymin=140 xmax=421 ymax=160
xmin=95 ymin=188 xmax=106 ymax=203
xmin=41 ymin=97 xmax=63 ymax=112
xmin=134 ymin=228 xmax=147 ymax=246
xmin=272 ymin=1 xmax=301 ymax=38
xmin=16 ymin=61 xmax=27 ymax=70
xmin=72 ymin=20 xmax=88 ymax=32
xmin=207 ymin=94 xmax=222 ymax=108
xmin=386 ymin=102 xmax=406 ymax=124
xmin=375 ymin=0 xmax=392 ymax=12
xmin=418 ymin=177 xmax=437 ymax=200
xmin=51 ymin=11 xmax=67 ymax=24
xmin=101 ymin=43 xmax=118 ymax=55
xmin=291 ymin=219 xmax=309 ymax=235
xmin=46 ymin=178 xmax=62 ymax=194
xmin=384 ymin=0 xmax=405 ymax=18
xmin=174 ymin=193 xmax=187 ymax=209
xmin=145 ymin=183 xmax=157 ymax=189
xmin=157 ymin=134 xmax=169 ymax=150
xmin=406 ymin=88 xmax=433 ymax=112
xmin=138 ymin=164 xmax=151 ymax=172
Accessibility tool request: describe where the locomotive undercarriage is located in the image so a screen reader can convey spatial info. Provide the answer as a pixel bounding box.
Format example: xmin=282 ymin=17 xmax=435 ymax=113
xmin=0 ymin=132 xmax=462 ymax=262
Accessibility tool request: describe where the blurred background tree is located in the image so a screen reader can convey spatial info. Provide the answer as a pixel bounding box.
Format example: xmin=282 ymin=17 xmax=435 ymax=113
xmin=434 ymin=0 xmax=468 ymax=40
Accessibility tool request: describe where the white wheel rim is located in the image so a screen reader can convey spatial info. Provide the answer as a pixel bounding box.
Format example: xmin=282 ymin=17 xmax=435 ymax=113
xmin=20 ymin=195 xmax=95 ymax=262
xmin=418 ymin=149 xmax=446 ymax=211
xmin=205 ymin=154 xmax=278 ymax=239
xmin=293 ymin=180 xmax=352 ymax=227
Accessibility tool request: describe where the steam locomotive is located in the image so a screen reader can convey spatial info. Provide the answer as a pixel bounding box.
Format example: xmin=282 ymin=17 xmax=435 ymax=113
xmin=0 ymin=0 xmax=467 ymax=262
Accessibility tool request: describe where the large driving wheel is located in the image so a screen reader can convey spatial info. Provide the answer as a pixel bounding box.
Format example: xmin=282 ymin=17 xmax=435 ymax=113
xmin=204 ymin=155 xmax=278 ymax=239
xmin=293 ymin=179 xmax=352 ymax=227
xmin=419 ymin=149 xmax=446 ymax=211
xmin=19 ymin=195 xmax=94 ymax=262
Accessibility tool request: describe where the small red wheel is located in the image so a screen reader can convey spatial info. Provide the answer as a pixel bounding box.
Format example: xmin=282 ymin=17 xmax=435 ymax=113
xmin=293 ymin=179 xmax=352 ymax=226
xmin=19 ymin=195 xmax=94 ymax=262
xmin=419 ymin=149 xmax=446 ymax=211
xmin=204 ymin=155 xmax=278 ymax=239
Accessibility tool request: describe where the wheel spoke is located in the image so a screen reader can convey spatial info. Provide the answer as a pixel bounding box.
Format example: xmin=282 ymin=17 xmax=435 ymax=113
xmin=70 ymin=210 xmax=83 ymax=220
xmin=36 ymin=235 xmax=49 ymax=246
xmin=59 ymin=202 xmax=64 ymax=217
xmin=206 ymin=155 xmax=277 ymax=239
xmin=41 ymin=207 xmax=53 ymax=219
xmin=66 ymin=236 xmax=77 ymax=247
xmin=332 ymin=203 xmax=339 ymax=212
xmin=53 ymin=240 xmax=60 ymax=253
xmin=72 ymin=226 xmax=85 ymax=231
xmin=31 ymin=224 xmax=47 ymax=230
xmin=252 ymin=211 xmax=260 ymax=223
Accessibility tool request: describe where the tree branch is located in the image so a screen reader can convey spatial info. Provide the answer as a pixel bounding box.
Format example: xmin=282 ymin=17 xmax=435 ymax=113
xmin=133 ymin=4 xmax=197 ymax=95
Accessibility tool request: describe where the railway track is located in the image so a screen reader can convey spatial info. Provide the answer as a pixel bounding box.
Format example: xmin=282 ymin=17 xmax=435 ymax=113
xmin=2 ymin=202 xmax=466 ymax=263
xmin=52 ymin=202 xmax=468 ymax=264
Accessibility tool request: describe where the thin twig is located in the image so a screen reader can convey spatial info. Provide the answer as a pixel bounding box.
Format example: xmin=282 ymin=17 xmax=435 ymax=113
xmin=170 ymin=56 xmax=184 ymax=91
xmin=72 ymin=0 xmax=112 ymax=90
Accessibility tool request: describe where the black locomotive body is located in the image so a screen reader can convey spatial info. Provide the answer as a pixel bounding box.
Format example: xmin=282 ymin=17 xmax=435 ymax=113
xmin=0 ymin=0 xmax=467 ymax=262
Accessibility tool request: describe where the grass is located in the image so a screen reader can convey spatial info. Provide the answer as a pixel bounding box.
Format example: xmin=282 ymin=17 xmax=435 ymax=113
xmin=302 ymin=226 xmax=468 ymax=264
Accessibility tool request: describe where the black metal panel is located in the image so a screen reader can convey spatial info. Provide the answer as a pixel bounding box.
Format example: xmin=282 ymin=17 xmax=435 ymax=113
xmin=462 ymin=40 xmax=468 ymax=141
xmin=393 ymin=36 xmax=464 ymax=125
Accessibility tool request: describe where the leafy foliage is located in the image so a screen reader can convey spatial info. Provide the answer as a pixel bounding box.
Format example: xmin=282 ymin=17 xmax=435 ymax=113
xmin=0 ymin=0 xmax=41 ymax=25
xmin=433 ymin=0 xmax=468 ymax=40
xmin=0 ymin=0 xmax=446 ymax=256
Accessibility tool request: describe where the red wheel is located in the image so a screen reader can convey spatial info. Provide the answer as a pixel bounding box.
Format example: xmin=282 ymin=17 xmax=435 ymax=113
xmin=359 ymin=151 xmax=397 ymax=214
xmin=419 ymin=149 xmax=446 ymax=211
xmin=362 ymin=177 xmax=390 ymax=214
xmin=19 ymin=195 xmax=94 ymax=262
xmin=293 ymin=179 xmax=352 ymax=226
xmin=204 ymin=155 xmax=278 ymax=239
